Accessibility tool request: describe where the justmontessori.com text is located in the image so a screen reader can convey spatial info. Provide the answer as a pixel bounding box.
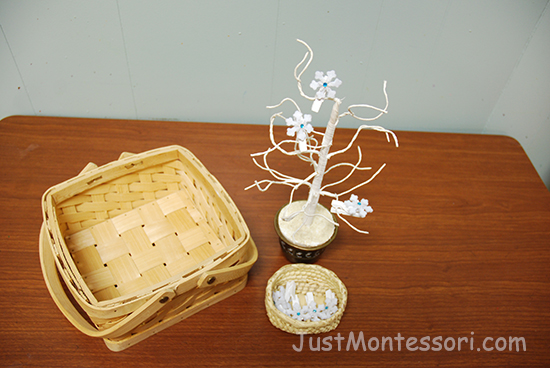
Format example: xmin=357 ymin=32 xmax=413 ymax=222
xmin=293 ymin=332 xmax=526 ymax=352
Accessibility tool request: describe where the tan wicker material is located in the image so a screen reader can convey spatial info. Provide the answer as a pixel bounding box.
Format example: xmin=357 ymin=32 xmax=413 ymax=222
xmin=40 ymin=224 xmax=256 ymax=351
xmin=40 ymin=146 xmax=257 ymax=351
xmin=265 ymin=264 xmax=347 ymax=335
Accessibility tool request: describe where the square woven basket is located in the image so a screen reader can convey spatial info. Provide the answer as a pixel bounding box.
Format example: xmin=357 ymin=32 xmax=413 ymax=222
xmin=40 ymin=145 xmax=257 ymax=351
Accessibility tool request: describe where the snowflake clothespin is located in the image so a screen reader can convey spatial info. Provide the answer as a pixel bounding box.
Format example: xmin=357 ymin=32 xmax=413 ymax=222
xmin=291 ymin=294 xmax=301 ymax=312
xmin=284 ymin=281 xmax=296 ymax=302
xmin=317 ymin=305 xmax=330 ymax=320
xmin=325 ymin=290 xmax=337 ymax=306
xmin=273 ymin=287 xmax=283 ymax=302
xmin=286 ymin=111 xmax=313 ymax=152
xmin=273 ymin=286 xmax=291 ymax=313
xmin=276 ymin=301 xmax=291 ymax=315
xmin=299 ymin=305 xmax=312 ymax=321
xmin=305 ymin=292 xmax=315 ymax=308
xmin=331 ymin=194 xmax=373 ymax=218
xmin=274 ymin=283 xmax=339 ymax=321
xmin=324 ymin=290 xmax=338 ymax=316
xmin=309 ymin=70 xmax=342 ymax=112
xmin=291 ymin=295 xmax=306 ymax=321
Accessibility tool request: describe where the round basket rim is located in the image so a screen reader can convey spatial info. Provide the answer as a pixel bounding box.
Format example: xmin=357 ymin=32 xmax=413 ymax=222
xmin=265 ymin=263 xmax=347 ymax=333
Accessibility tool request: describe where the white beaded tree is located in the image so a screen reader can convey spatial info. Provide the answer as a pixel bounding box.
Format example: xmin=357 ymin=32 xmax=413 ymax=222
xmin=246 ymin=39 xmax=398 ymax=244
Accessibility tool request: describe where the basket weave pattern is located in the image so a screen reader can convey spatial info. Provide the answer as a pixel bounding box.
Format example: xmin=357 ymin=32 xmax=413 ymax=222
xmin=55 ymin=158 xmax=237 ymax=304
xmin=265 ymin=264 xmax=347 ymax=335
xmin=43 ymin=147 xmax=249 ymax=311
xmin=40 ymin=146 xmax=257 ymax=351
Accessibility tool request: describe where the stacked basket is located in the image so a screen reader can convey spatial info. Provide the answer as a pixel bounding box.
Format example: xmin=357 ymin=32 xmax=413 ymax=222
xmin=40 ymin=145 xmax=257 ymax=351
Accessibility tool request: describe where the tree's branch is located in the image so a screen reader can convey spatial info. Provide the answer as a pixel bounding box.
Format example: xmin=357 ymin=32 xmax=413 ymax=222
xmin=337 ymin=163 xmax=387 ymax=197
xmin=295 ymin=39 xmax=315 ymax=101
xmin=267 ymin=97 xmax=301 ymax=112
xmin=339 ymin=80 xmax=389 ymax=120
xmin=336 ymin=213 xmax=370 ymax=234
xmin=328 ymin=125 xmax=398 ymax=159
xmin=322 ymin=146 xmax=371 ymax=191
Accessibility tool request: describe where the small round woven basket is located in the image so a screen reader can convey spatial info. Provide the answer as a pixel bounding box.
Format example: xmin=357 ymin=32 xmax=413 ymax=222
xmin=265 ymin=264 xmax=347 ymax=334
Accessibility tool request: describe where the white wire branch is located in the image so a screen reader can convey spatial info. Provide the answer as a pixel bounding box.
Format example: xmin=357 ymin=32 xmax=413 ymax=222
xmin=335 ymin=213 xmax=370 ymax=234
xmin=321 ymin=146 xmax=371 ymax=191
xmin=267 ymin=97 xmax=302 ymax=113
xmin=328 ymin=124 xmax=399 ymax=159
xmin=340 ymin=80 xmax=389 ymax=120
xmin=337 ymin=163 xmax=387 ymax=198
xmin=294 ymin=39 xmax=315 ymax=101
xmin=250 ymin=156 xmax=300 ymax=185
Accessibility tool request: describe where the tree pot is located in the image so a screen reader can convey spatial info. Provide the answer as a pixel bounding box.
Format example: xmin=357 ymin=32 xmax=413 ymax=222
xmin=274 ymin=201 xmax=338 ymax=263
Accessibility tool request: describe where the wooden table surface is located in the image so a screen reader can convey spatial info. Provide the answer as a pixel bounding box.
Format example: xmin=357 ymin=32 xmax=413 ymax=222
xmin=1 ymin=115 xmax=549 ymax=367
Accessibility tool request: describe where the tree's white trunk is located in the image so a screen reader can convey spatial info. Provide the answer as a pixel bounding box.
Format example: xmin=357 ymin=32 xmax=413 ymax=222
xmin=303 ymin=98 xmax=341 ymax=226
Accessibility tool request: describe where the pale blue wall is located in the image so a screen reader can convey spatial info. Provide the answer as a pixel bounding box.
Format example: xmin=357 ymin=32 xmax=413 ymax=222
xmin=1 ymin=1 xmax=549 ymax=189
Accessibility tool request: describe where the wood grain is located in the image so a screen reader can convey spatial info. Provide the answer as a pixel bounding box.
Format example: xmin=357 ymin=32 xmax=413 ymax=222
xmin=1 ymin=115 xmax=549 ymax=367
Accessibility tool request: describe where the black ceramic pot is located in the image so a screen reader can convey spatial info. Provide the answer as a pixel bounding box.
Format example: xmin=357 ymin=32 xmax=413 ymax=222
xmin=274 ymin=203 xmax=338 ymax=263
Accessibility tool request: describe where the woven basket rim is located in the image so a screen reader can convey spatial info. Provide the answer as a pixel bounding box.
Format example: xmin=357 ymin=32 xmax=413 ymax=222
xmin=265 ymin=263 xmax=347 ymax=333
xmin=42 ymin=145 xmax=251 ymax=311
